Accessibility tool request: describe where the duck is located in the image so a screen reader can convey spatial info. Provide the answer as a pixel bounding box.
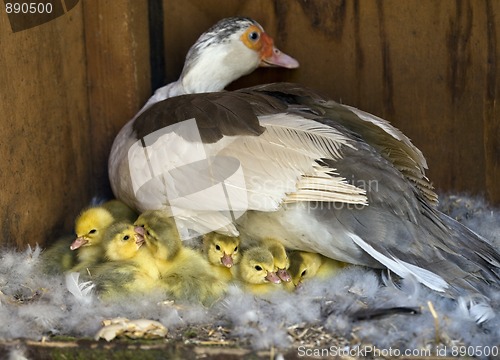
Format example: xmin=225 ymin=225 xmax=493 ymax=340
xmin=87 ymin=222 xmax=159 ymax=299
xmin=241 ymin=236 xmax=291 ymax=282
xmin=69 ymin=200 xmax=137 ymax=272
xmin=107 ymin=19 xmax=500 ymax=302
xmin=231 ymin=247 xmax=283 ymax=295
xmin=110 ymin=81 xmax=500 ymax=303
xmin=260 ymin=237 xmax=291 ymax=283
xmin=134 ymin=210 xmax=227 ymax=306
xmin=288 ymin=251 xmax=346 ymax=287
xmin=202 ymin=232 xmax=241 ymax=282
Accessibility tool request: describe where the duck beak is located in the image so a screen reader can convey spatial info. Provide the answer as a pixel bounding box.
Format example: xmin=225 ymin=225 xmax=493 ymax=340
xmin=265 ymin=271 xmax=282 ymax=284
xmin=259 ymin=33 xmax=299 ymax=69
xmin=277 ymin=268 xmax=292 ymax=282
xmin=135 ymin=233 xmax=145 ymax=248
xmin=134 ymin=226 xmax=146 ymax=246
xmin=221 ymin=253 xmax=234 ymax=268
xmin=134 ymin=226 xmax=145 ymax=236
xmin=70 ymin=237 xmax=88 ymax=250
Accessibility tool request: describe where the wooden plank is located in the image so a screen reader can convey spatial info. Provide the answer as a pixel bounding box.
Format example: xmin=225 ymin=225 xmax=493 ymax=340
xmin=484 ymin=0 xmax=500 ymax=204
xmin=82 ymin=0 xmax=151 ymax=199
xmin=163 ymin=0 xmax=500 ymax=205
xmin=0 ymin=3 xmax=90 ymax=248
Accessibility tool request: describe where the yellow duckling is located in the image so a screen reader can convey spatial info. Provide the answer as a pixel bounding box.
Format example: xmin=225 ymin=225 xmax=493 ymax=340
xmin=134 ymin=210 xmax=226 ymax=306
xmin=70 ymin=200 xmax=137 ymax=272
xmin=288 ymin=251 xmax=346 ymax=287
xmin=232 ymin=247 xmax=283 ymax=295
xmin=88 ymin=222 xmax=159 ymax=299
xmin=202 ymin=232 xmax=241 ymax=282
xmin=262 ymin=237 xmax=291 ymax=283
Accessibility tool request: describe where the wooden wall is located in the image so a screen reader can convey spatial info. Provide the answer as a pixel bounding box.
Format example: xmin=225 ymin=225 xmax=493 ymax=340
xmin=0 ymin=0 xmax=498 ymax=248
xmin=0 ymin=0 xmax=151 ymax=248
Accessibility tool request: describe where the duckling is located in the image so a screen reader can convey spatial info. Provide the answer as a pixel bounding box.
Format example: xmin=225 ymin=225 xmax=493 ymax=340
xmin=202 ymin=232 xmax=241 ymax=282
xmin=134 ymin=210 xmax=227 ymax=306
xmin=70 ymin=200 xmax=137 ymax=272
xmin=241 ymin=236 xmax=292 ymax=283
xmin=87 ymin=222 xmax=159 ymax=299
xmin=232 ymin=247 xmax=283 ymax=295
xmin=40 ymin=234 xmax=77 ymax=274
xmin=288 ymin=251 xmax=346 ymax=287
xmin=262 ymin=237 xmax=291 ymax=283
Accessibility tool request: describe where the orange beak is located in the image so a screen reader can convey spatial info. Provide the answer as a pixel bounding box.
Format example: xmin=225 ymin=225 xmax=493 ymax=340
xmin=259 ymin=32 xmax=299 ymax=69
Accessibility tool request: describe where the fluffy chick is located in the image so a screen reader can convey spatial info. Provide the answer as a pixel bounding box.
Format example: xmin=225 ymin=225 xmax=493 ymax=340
xmin=288 ymin=251 xmax=346 ymax=287
xmin=88 ymin=222 xmax=159 ymax=299
xmin=134 ymin=210 xmax=227 ymax=306
xmin=70 ymin=200 xmax=137 ymax=272
xmin=262 ymin=237 xmax=291 ymax=283
xmin=202 ymin=232 xmax=241 ymax=282
xmin=232 ymin=247 xmax=283 ymax=295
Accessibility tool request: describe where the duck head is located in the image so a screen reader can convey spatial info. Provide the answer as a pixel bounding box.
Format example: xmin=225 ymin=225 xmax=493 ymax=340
xmin=180 ymin=17 xmax=299 ymax=94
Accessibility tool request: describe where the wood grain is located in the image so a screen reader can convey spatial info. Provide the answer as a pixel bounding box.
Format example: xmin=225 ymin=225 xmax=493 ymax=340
xmin=0 ymin=2 xmax=90 ymax=248
xmin=83 ymin=0 xmax=151 ymax=200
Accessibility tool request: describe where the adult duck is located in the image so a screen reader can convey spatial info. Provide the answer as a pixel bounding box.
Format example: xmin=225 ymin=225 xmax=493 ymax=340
xmin=108 ymin=18 xmax=499 ymax=300
xmin=109 ymin=83 xmax=500 ymax=302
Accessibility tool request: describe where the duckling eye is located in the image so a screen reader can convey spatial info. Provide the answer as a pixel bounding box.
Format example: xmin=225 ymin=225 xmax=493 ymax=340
xmin=248 ymin=31 xmax=259 ymax=42
xmin=89 ymin=229 xmax=97 ymax=234
xmin=215 ymin=245 xmax=221 ymax=251
xmin=234 ymin=246 xmax=238 ymax=252
xmin=255 ymin=265 xmax=263 ymax=271
xmin=301 ymin=269 xmax=307 ymax=277
xmin=123 ymin=235 xmax=130 ymax=241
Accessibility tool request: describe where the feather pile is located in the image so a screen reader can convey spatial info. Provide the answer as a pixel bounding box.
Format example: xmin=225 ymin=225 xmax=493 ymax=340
xmin=0 ymin=193 xmax=498 ymax=357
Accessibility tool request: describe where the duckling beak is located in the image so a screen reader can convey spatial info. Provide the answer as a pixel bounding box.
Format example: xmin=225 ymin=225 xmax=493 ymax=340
xmin=135 ymin=233 xmax=145 ymax=248
xmin=70 ymin=236 xmax=88 ymax=250
xmin=134 ymin=226 xmax=146 ymax=246
xmin=277 ymin=268 xmax=292 ymax=282
xmin=221 ymin=253 xmax=234 ymax=268
xmin=134 ymin=226 xmax=145 ymax=236
xmin=259 ymin=33 xmax=299 ymax=69
xmin=265 ymin=271 xmax=282 ymax=284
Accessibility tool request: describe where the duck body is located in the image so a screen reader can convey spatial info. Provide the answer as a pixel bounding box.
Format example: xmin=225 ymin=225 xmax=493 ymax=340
xmin=109 ymin=82 xmax=500 ymax=300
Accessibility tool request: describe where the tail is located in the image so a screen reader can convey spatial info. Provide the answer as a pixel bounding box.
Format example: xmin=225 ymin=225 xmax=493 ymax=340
xmin=437 ymin=212 xmax=500 ymax=296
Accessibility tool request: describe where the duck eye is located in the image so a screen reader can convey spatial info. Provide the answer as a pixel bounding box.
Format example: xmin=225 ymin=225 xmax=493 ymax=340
xmin=248 ymin=31 xmax=259 ymax=41
xmin=123 ymin=235 xmax=130 ymax=241
xmin=234 ymin=246 xmax=238 ymax=252
xmin=89 ymin=229 xmax=97 ymax=234
xmin=301 ymin=269 xmax=307 ymax=277
xmin=215 ymin=245 xmax=221 ymax=251
xmin=255 ymin=265 xmax=263 ymax=271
